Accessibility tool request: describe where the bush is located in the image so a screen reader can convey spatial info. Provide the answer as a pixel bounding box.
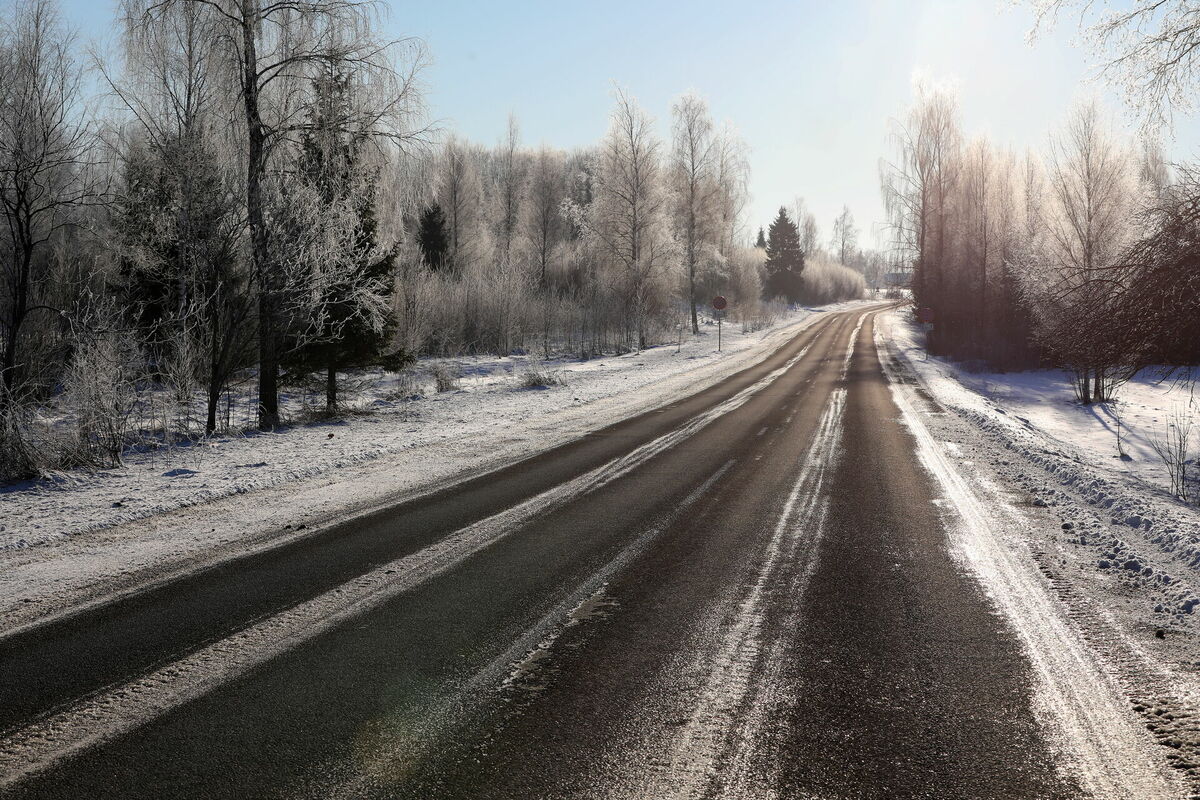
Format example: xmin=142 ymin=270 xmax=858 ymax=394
xmin=800 ymin=253 xmax=867 ymax=304
xmin=0 ymin=407 xmax=45 ymax=481
xmin=433 ymin=363 xmax=459 ymax=393
xmin=519 ymin=362 xmax=564 ymax=388
xmin=59 ymin=323 xmax=144 ymax=468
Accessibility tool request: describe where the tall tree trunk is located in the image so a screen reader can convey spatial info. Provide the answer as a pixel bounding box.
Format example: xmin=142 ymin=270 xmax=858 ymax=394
xmin=206 ymin=325 xmax=221 ymax=435
xmin=240 ymin=7 xmax=278 ymax=430
xmin=1 ymin=246 xmax=33 ymax=414
xmin=688 ymin=211 xmax=699 ymax=335
xmin=326 ymin=355 xmax=338 ymax=414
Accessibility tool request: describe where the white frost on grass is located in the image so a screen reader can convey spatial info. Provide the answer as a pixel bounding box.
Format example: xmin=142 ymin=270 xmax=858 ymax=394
xmin=0 ymin=300 xmax=879 ymax=631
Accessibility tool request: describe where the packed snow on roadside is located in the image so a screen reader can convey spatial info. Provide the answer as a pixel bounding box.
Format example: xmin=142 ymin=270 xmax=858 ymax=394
xmin=0 ymin=300 xmax=879 ymax=628
xmin=877 ymin=307 xmax=1200 ymax=794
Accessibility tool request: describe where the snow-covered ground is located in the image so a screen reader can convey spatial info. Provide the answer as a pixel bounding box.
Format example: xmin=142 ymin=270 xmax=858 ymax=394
xmin=0 ymin=300 xmax=879 ymax=631
xmin=877 ymin=308 xmax=1200 ymax=796
xmin=887 ymin=316 xmax=1197 ymax=500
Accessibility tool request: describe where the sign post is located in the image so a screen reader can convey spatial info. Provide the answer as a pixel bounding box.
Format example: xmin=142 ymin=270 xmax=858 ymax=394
xmin=918 ymin=307 xmax=934 ymax=360
xmin=712 ymin=296 xmax=728 ymax=352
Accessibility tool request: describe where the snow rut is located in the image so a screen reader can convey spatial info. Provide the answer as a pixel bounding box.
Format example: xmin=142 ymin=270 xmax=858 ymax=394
xmin=879 ymin=336 xmax=1183 ymax=800
xmin=307 ymin=461 xmax=740 ymax=799
xmin=0 ymin=342 xmax=817 ymax=790
xmin=630 ymin=387 xmax=847 ymax=800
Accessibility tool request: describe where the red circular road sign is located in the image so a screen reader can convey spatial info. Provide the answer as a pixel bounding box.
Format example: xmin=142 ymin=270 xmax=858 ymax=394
xmin=918 ymin=306 xmax=934 ymax=323
xmin=712 ymin=296 xmax=728 ymax=311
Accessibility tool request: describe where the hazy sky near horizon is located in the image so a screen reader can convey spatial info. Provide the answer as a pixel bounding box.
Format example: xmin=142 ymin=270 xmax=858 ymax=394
xmin=62 ymin=0 xmax=1200 ymax=250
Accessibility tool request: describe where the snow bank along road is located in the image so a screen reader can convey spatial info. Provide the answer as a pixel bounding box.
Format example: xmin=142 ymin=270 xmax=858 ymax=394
xmin=0 ymin=306 xmax=1178 ymax=798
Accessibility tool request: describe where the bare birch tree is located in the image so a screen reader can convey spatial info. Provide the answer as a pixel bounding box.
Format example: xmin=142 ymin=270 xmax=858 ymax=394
xmin=1030 ymin=101 xmax=1137 ymax=401
xmin=572 ymin=89 xmax=673 ymax=351
xmin=0 ymin=0 xmax=96 ymax=414
xmin=831 ymin=205 xmax=858 ymax=265
xmin=670 ymin=92 xmax=717 ymax=334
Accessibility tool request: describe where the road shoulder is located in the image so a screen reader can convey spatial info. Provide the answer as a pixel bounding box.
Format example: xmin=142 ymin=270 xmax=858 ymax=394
xmin=877 ymin=309 xmax=1194 ymax=798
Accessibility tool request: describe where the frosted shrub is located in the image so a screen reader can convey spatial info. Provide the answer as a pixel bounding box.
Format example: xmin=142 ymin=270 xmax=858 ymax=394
xmin=801 ymin=253 xmax=866 ymax=304
xmin=519 ymin=361 xmax=564 ymax=388
xmin=0 ymin=406 xmax=47 ymax=480
xmin=433 ymin=363 xmax=459 ymax=393
xmin=60 ymin=324 xmax=144 ymax=468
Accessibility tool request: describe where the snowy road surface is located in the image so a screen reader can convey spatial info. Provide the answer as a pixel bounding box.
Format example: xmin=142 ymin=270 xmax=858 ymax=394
xmin=0 ymin=307 xmax=1181 ymax=798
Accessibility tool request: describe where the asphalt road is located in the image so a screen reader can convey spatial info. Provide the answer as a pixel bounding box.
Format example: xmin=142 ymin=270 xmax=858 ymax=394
xmin=0 ymin=307 xmax=1079 ymax=799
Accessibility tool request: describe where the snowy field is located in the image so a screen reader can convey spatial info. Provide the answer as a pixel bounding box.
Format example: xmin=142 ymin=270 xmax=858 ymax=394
xmin=884 ymin=312 xmax=1198 ymax=500
xmin=878 ymin=308 xmax=1200 ymax=793
xmin=0 ymin=300 xmax=880 ymax=630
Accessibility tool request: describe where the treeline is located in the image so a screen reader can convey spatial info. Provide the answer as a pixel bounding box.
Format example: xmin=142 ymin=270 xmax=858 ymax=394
xmin=0 ymin=0 xmax=864 ymax=481
xmin=881 ymin=85 xmax=1199 ymax=401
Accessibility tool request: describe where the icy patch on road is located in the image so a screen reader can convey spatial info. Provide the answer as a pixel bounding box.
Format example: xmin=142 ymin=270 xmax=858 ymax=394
xmin=501 ymin=584 xmax=618 ymax=694
xmin=878 ymin=327 xmax=1182 ymax=800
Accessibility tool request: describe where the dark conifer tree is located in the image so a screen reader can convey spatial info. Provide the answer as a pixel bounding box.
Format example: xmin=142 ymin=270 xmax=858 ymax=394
xmin=755 ymin=226 xmax=767 ymax=249
xmin=288 ymin=68 xmax=403 ymax=414
xmin=763 ymin=207 xmax=805 ymax=303
xmin=417 ymin=204 xmax=449 ymax=271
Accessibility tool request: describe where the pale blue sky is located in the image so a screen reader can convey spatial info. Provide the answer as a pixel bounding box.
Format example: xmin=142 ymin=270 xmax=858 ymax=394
xmin=63 ymin=0 xmax=1200 ymax=248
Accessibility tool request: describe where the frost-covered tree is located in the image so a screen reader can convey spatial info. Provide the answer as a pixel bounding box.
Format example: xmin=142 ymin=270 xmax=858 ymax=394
xmin=881 ymin=81 xmax=961 ymax=353
xmin=434 ymin=136 xmax=487 ymax=274
xmin=1027 ymin=102 xmax=1138 ymax=402
xmin=111 ymin=0 xmax=252 ymax=434
xmin=128 ymin=0 xmax=428 ymax=429
xmin=670 ymin=92 xmax=718 ymax=334
xmin=572 ymin=89 xmax=674 ymax=350
xmin=286 ymin=63 xmax=403 ymax=414
xmin=1032 ymin=0 xmax=1200 ymax=129
xmin=831 ymin=205 xmax=858 ymax=265
xmin=763 ymin=207 xmax=804 ymax=302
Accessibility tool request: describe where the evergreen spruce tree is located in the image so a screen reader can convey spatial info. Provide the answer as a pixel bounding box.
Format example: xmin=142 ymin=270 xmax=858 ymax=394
xmin=755 ymin=226 xmax=767 ymax=249
xmin=417 ymin=204 xmax=449 ymax=271
xmin=289 ymin=68 xmax=405 ymax=414
xmin=763 ymin=207 xmax=805 ymax=303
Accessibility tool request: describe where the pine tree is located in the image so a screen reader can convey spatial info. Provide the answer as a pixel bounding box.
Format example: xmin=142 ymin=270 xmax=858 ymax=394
xmin=763 ymin=207 xmax=805 ymax=302
xmin=755 ymin=226 xmax=767 ymax=249
xmin=417 ymin=204 xmax=449 ymax=271
xmin=288 ymin=68 xmax=404 ymax=414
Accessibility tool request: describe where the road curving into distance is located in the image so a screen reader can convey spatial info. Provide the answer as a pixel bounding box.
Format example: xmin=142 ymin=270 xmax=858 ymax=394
xmin=0 ymin=305 xmax=1164 ymax=799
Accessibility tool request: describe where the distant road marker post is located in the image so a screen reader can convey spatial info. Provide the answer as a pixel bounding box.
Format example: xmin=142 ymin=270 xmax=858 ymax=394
xmin=918 ymin=307 xmax=934 ymax=360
